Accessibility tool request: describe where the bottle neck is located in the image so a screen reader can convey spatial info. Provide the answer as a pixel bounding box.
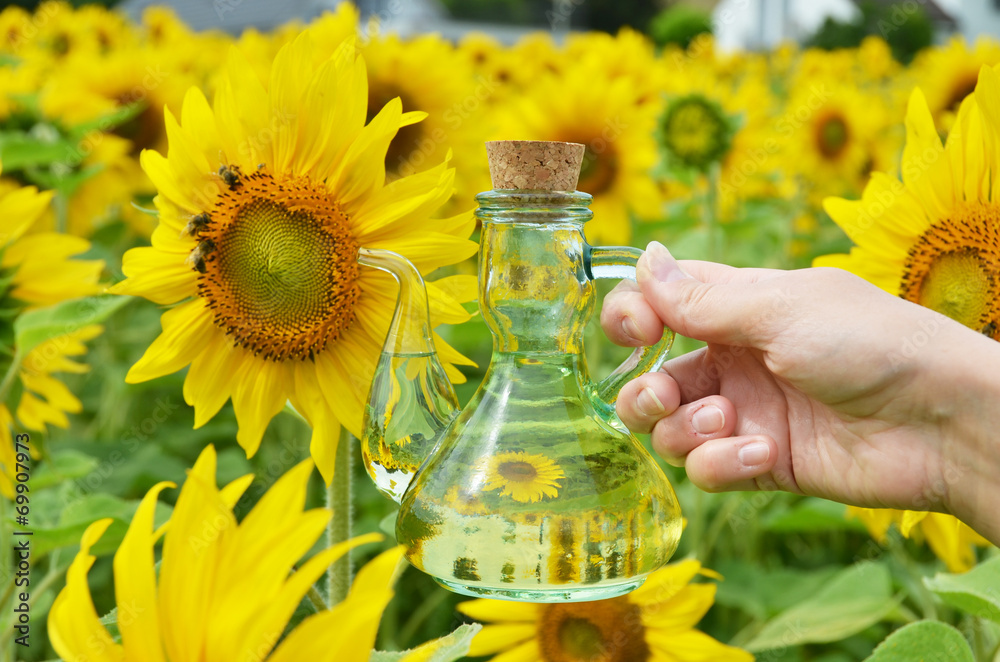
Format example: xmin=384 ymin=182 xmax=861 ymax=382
xmin=474 ymin=190 xmax=594 ymax=355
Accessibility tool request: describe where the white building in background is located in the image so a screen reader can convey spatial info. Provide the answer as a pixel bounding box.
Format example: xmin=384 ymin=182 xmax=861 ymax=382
xmin=959 ymin=0 xmax=1000 ymax=41
xmin=121 ymin=0 xmax=997 ymax=46
xmin=711 ymin=0 xmax=1000 ymax=52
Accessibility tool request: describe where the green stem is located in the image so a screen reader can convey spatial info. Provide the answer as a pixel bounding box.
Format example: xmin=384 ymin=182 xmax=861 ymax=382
xmin=704 ymin=164 xmax=721 ymax=263
xmin=305 ymin=584 xmax=327 ymax=612
xmin=54 ymin=192 xmax=68 ymax=235
xmin=0 ymin=350 xmax=21 ymax=407
xmin=697 ymin=495 xmax=741 ymax=564
xmin=887 ymin=532 xmax=937 ymax=621
xmin=326 ymin=427 xmax=353 ymax=606
xmin=0 ymin=496 xmax=10 ymax=662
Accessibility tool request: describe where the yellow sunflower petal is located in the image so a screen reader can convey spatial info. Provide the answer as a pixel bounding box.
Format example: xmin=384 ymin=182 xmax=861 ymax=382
xmin=231 ymin=359 xmax=290 ymax=457
xmin=456 ymin=599 xmax=540 ymax=623
xmin=115 ymin=481 xmax=175 ymax=662
xmin=48 ymin=519 xmax=125 ymax=662
xmin=182 ymin=337 xmax=242 ymax=428
xmin=267 ymin=546 xmax=404 ymax=661
xmin=110 ymin=245 xmax=197 ymax=304
xmin=326 ymin=96 xmax=402 ymax=209
xmin=490 ymin=640 xmax=543 ymax=662
xmin=646 ymin=629 xmax=754 ymax=662
xmin=291 ymin=359 xmax=342 ymax=484
xmin=630 ymin=559 xmax=705 ymax=606
xmin=125 ymin=299 xmax=214 ymax=383
xmin=465 ymin=624 xmax=538 ymax=656
xmin=158 ymin=446 xmax=232 ymax=662
xmin=640 ymin=584 xmax=718 ymax=630
xmin=901 ymin=88 xmax=953 ymax=221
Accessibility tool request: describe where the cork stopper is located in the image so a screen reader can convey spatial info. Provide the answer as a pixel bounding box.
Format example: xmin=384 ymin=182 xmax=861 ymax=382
xmin=485 ymin=140 xmax=585 ymax=191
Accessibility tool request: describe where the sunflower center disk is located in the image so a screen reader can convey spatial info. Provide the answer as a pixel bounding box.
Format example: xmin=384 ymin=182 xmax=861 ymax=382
xmin=539 ymin=600 xmax=651 ymax=662
xmin=900 ymin=203 xmax=1000 ymax=338
xmin=816 ymin=113 xmax=850 ymax=159
xmin=197 ymin=171 xmax=360 ymax=361
xmin=662 ymin=96 xmax=729 ymax=170
xmin=578 ymin=144 xmax=617 ymax=195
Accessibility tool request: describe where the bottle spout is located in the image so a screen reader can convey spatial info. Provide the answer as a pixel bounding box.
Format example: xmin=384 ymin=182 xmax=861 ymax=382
xmin=357 ymin=247 xmax=460 ymax=502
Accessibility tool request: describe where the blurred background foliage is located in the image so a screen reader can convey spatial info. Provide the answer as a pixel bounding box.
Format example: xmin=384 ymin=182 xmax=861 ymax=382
xmin=0 ymin=0 xmax=997 ymax=660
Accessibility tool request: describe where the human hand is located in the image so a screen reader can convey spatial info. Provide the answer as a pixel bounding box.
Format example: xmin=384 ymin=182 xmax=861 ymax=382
xmin=601 ymin=242 xmax=1000 ymax=543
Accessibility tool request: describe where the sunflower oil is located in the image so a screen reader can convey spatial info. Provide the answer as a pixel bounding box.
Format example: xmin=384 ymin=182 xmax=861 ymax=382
xmin=362 ymin=351 xmax=458 ymax=502
xmin=394 ymin=351 xmax=683 ymax=602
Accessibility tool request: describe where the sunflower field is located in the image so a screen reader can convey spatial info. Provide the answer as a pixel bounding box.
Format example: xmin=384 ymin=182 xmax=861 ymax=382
xmin=0 ymin=1 xmax=999 ymax=660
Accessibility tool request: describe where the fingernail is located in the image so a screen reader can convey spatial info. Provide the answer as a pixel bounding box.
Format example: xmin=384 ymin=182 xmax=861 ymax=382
xmin=692 ymin=405 xmax=725 ymax=434
xmin=637 ymin=387 xmax=665 ymax=417
xmin=738 ymin=441 xmax=770 ymax=467
xmin=621 ymin=315 xmax=645 ymax=344
xmin=645 ymin=241 xmax=689 ymax=283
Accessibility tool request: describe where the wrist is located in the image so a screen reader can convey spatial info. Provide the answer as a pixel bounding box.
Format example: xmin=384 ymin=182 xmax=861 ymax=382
xmin=930 ymin=325 xmax=1000 ymax=544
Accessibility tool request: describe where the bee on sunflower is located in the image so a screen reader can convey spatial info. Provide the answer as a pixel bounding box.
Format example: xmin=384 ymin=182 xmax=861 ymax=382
xmin=816 ymin=65 xmax=1000 ymax=569
xmin=110 ymin=30 xmax=479 ymax=483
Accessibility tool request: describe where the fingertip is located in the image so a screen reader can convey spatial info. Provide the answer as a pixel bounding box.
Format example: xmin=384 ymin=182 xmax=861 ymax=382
xmin=616 ymin=372 xmax=681 ymax=434
xmin=685 ymin=435 xmax=779 ymax=492
xmin=600 ymin=288 xmax=665 ymax=347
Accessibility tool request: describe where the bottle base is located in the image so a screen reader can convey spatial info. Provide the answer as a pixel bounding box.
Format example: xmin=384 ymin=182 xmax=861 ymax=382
xmin=434 ymin=576 xmax=646 ymax=603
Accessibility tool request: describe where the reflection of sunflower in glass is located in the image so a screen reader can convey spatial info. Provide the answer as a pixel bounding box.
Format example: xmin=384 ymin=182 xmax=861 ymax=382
xmin=479 ymin=451 xmax=564 ymax=503
xmin=109 ymin=31 xmax=478 ymax=484
xmin=818 ymin=72 xmax=1000 ymax=566
xmin=0 ymin=169 xmax=104 ymax=497
xmin=49 ymin=445 xmax=438 ymax=661
xmin=458 ymin=559 xmax=752 ymax=662
xmin=497 ymin=67 xmax=663 ymax=244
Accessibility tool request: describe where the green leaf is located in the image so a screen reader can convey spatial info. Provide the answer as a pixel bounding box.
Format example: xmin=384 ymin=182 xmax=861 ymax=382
xmin=28 ymin=162 xmax=105 ymax=199
xmin=28 ymin=492 xmax=172 ymax=557
xmin=745 ymin=561 xmax=898 ymax=652
xmin=14 ymin=295 xmax=132 ymax=357
xmin=863 ymin=621 xmax=974 ymax=662
xmin=69 ymin=101 xmax=145 ymax=136
xmin=370 ymin=624 xmax=482 ymax=662
xmin=762 ymin=498 xmax=868 ymax=533
xmin=0 ymin=132 xmax=79 ymax=169
xmin=379 ymin=510 xmax=398 ymax=537
xmin=29 ymin=449 xmax=100 ymax=490
xmin=714 ymin=560 xmax=841 ymax=620
xmin=924 ymin=556 xmax=1000 ymax=623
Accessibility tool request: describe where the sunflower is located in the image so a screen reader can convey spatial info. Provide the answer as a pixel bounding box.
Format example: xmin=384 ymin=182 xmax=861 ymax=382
xmin=496 ymin=66 xmax=663 ymax=244
xmin=783 ymin=79 xmax=887 ymax=198
xmin=817 ymin=69 xmax=1000 ymax=566
xmin=659 ymin=94 xmax=734 ymax=172
xmin=109 ymin=30 xmax=478 ymax=484
xmin=0 ymin=170 xmax=104 ymax=497
xmin=360 ymin=32 xmax=490 ymax=205
xmin=0 ymin=322 xmax=101 ymax=496
xmin=478 ymin=451 xmax=565 ymax=503
xmin=48 ymin=444 xmax=442 ymax=661
xmin=912 ymin=36 xmax=1000 ymax=133
xmin=457 ymin=559 xmax=752 ymax=662
xmin=847 ymin=507 xmax=990 ymax=573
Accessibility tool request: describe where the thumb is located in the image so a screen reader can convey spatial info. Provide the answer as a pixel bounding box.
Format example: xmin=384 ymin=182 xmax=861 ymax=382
xmin=636 ymin=242 xmax=779 ymax=347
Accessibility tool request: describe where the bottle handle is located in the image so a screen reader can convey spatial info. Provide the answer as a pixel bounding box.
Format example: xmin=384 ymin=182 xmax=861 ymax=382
xmin=585 ymin=245 xmax=674 ymax=409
